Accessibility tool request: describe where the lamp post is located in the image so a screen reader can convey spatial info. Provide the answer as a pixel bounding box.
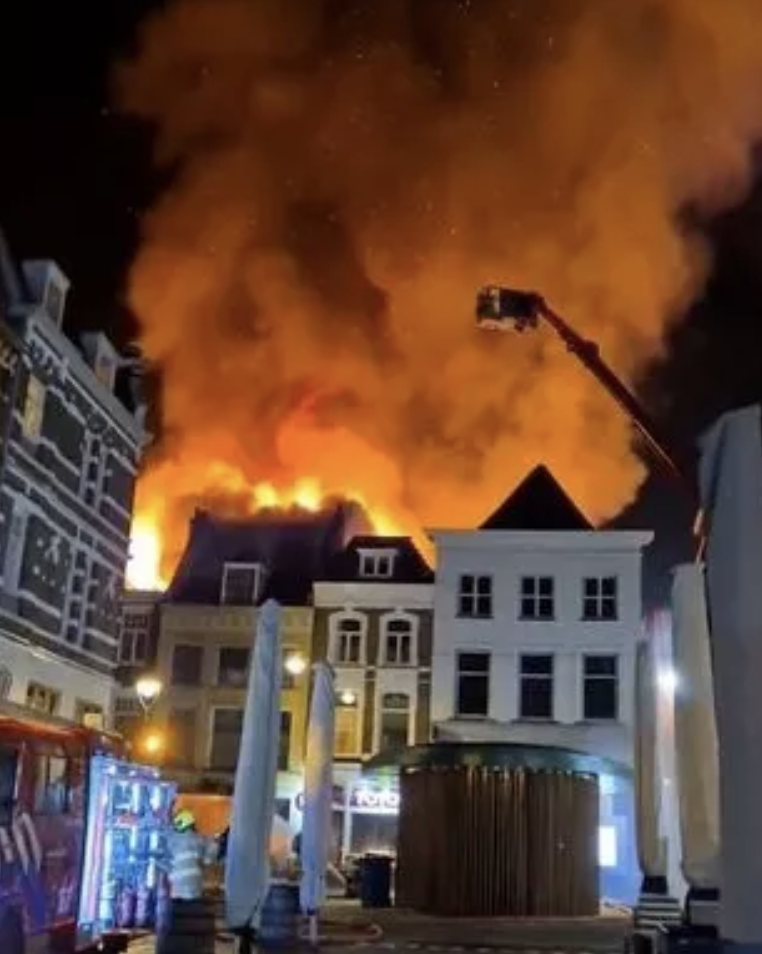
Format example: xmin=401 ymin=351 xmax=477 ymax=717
xmin=135 ymin=675 xmax=163 ymax=720
xmin=284 ymin=653 xmax=307 ymax=677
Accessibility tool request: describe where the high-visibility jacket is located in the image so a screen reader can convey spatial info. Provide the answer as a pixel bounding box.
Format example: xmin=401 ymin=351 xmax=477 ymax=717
xmin=167 ymin=830 xmax=216 ymax=900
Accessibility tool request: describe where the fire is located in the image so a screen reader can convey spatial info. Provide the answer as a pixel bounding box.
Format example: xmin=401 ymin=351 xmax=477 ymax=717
xmin=125 ymin=459 xmax=410 ymax=592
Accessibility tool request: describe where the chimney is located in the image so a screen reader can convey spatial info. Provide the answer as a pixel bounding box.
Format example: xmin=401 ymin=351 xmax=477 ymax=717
xmin=80 ymin=332 xmax=120 ymax=393
xmin=21 ymin=260 xmax=70 ymax=328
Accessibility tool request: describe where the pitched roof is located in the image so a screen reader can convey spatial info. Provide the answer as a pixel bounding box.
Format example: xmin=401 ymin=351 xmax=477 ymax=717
xmin=164 ymin=501 xmax=373 ymax=605
xmin=479 ymin=465 xmax=593 ymax=531
xmin=321 ymin=535 xmax=433 ymax=584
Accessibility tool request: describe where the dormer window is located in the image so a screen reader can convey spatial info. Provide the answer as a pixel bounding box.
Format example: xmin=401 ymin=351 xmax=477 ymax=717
xmin=221 ymin=563 xmax=263 ymax=606
xmin=358 ymin=548 xmax=396 ymax=579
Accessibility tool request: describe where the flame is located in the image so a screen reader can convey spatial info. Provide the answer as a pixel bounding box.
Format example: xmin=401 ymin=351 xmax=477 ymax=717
xmin=125 ymin=458 xmax=411 ymax=592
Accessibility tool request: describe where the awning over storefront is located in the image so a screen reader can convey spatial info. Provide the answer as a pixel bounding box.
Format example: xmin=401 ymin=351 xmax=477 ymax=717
xmin=362 ymin=740 xmax=631 ymax=781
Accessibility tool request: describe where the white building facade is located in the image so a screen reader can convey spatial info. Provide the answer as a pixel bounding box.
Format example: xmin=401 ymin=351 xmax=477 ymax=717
xmin=429 ymin=465 xmax=653 ymax=902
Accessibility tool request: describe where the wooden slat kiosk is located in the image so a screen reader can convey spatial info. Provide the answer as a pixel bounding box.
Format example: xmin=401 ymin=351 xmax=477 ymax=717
xmin=393 ymin=743 xmax=604 ymax=917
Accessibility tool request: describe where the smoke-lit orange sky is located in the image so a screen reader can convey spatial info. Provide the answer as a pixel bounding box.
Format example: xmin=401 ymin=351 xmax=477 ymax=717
xmin=117 ymin=0 xmax=762 ymax=588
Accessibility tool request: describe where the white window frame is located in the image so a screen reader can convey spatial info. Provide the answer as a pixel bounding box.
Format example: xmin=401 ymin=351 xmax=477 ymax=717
xmin=581 ymin=653 xmax=619 ymax=721
xmin=518 ymin=653 xmax=555 ymax=720
xmin=328 ymin=611 xmax=367 ymax=667
xmin=455 ymin=651 xmax=491 ymax=718
xmin=376 ymin=691 xmax=412 ymax=752
xmin=221 ymin=562 xmax=263 ymax=605
xmin=581 ymin=576 xmax=619 ymax=621
xmin=519 ymin=576 xmax=555 ymax=620
xmin=358 ymin=549 xmax=396 ymax=579
xmin=457 ymin=574 xmax=493 ymax=618
xmin=379 ymin=611 xmax=418 ymax=666
xmin=21 ymin=375 xmax=46 ymax=442
xmin=119 ymin=627 xmax=148 ymax=665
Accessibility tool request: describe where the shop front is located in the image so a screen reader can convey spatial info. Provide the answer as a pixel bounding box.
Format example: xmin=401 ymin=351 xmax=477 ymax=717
xmin=337 ymin=772 xmax=400 ymax=861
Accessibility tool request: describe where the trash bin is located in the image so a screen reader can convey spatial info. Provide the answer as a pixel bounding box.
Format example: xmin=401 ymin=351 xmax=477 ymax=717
xmin=361 ymin=854 xmax=392 ymax=908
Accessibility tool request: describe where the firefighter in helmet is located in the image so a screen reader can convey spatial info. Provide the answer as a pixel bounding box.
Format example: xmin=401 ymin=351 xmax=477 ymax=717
xmin=167 ymin=809 xmax=217 ymax=901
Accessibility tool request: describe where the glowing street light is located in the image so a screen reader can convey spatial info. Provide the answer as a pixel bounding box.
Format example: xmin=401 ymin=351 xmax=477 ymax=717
xmin=339 ymin=690 xmax=357 ymax=707
xmin=135 ymin=675 xmax=163 ymax=718
xmin=284 ymin=653 xmax=307 ymax=677
xmin=141 ymin=730 xmax=165 ymax=760
xmin=657 ymin=667 xmax=679 ymax=695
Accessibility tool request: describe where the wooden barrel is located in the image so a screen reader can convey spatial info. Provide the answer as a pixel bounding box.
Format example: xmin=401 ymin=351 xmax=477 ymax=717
xmin=156 ymin=897 xmax=217 ymax=954
xmin=258 ymin=882 xmax=300 ymax=947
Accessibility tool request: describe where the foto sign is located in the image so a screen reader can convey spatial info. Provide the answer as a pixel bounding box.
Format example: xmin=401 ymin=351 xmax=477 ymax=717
xmin=350 ymin=785 xmax=400 ymax=814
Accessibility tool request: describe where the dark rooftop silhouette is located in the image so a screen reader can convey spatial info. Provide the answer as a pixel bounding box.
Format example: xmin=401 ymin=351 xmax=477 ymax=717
xmin=479 ymin=465 xmax=593 ymax=531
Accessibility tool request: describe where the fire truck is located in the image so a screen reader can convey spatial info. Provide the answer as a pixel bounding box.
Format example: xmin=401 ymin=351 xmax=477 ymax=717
xmin=0 ymin=700 xmax=174 ymax=954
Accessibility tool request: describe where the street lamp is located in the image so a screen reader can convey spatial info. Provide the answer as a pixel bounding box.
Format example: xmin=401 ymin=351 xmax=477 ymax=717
xmin=135 ymin=675 xmax=163 ymax=719
xmin=284 ymin=652 xmax=307 ymax=677
xmin=339 ymin=689 xmax=357 ymax=707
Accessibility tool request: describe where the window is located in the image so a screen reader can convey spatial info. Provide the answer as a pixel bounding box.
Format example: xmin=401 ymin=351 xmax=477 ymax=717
xmin=33 ymin=755 xmax=69 ymax=815
xmin=26 ymin=682 xmax=59 ymax=715
xmin=456 ymin=652 xmax=490 ymax=717
xmin=210 ymin=708 xmax=244 ymax=770
xmin=520 ymin=576 xmax=555 ymax=620
xmin=383 ymin=617 xmax=414 ymax=665
xmin=519 ymin=654 xmax=554 ymax=719
xmin=335 ymin=698 xmax=360 ymax=756
xmin=0 ymin=747 xmax=18 ymax=826
xmin=119 ymin=626 xmax=148 ymax=665
xmin=358 ymin=550 xmax=395 ymax=579
xmin=75 ymin=701 xmax=104 ymax=730
xmin=582 ymin=577 xmax=618 ymax=620
xmin=168 ymin=708 xmax=197 ymax=767
xmin=221 ymin=563 xmax=263 ymax=605
xmin=0 ymin=666 xmax=11 ymax=700
xmin=279 ymin=711 xmax=292 ymax=771
xmin=583 ymin=655 xmax=619 ymax=720
xmin=170 ymin=644 xmax=204 ymax=686
xmin=45 ymin=280 xmax=64 ymax=324
xmin=217 ymin=647 xmax=249 ymax=687
xmin=457 ymin=575 xmax=493 ymax=618
xmin=379 ymin=693 xmax=410 ymax=751
xmin=21 ymin=375 xmax=46 ymax=441
xmin=333 ymin=615 xmax=365 ymax=665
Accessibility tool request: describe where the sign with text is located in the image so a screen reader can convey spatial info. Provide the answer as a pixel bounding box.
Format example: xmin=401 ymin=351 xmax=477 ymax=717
xmin=349 ymin=785 xmax=400 ymax=814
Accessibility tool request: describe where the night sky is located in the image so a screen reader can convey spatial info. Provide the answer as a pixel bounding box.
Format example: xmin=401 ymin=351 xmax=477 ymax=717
xmin=2 ymin=1 xmax=762 ymax=606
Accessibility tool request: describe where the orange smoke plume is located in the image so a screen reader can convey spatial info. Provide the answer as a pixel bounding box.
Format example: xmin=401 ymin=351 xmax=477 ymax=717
xmin=117 ymin=0 xmax=762 ymax=589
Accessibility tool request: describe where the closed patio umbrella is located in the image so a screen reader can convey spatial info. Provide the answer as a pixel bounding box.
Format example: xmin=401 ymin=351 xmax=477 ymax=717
xmin=225 ymin=599 xmax=283 ymax=949
xmin=670 ymin=564 xmax=719 ymax=923
xmin=299 ymin=662 xmax=336 ymax=945
xmin=699 ymin=403 xmax=762 ymax=946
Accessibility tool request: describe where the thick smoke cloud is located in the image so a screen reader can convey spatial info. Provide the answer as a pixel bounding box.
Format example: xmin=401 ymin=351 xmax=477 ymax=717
xmin=117 ymin=0 xmax=762 ymax=572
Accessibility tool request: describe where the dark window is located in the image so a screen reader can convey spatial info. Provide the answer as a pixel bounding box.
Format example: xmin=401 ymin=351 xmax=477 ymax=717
xmin=33 ymin=755 xmax=69 ymax=814
xmin=385 ymin=618 xmax=413 ymax=665
xmin=583 ymin=655 xmax=619 ymax=720
xmin=335 ymin=617 xmax=364 ymax=664
xmin=458 ymin=575 xmax=493 ymax=618
xmin=519 ymin=654 xmax=554 ymax=719
xmin=379 ymin=693 xmax=410 ymax=750
xmin=520 ymin=577 xmax=554 ymax=620
xmin=582 ymin=577 xmax=618 ymax=620
xmin=221 ymin=564 xmax=262 ymax=605
xmin=456 ymin=652 xmax=490 ymax=717
xmin=0 ymin=747 xmax=18 ymax=826
xmin=218 ymin=647 xmax=250 ymax=687
xmin=210 ymin=708 xmax=244 ymax=770
xmin=279 ymin=711 xmax=292 ymax=771
xmin=168 ymin=708 xmax=197 ymax=767
xmin=171 ymin=644 xmax=204 ymax=686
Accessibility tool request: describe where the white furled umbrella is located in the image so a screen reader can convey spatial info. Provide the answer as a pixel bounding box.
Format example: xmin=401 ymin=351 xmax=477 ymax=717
xmin=670 ymin=565 xmax=719 ymax=904
xmin=300 ymin=662 xmax=336 ymax=946
xmin=225 ymin=598 xmax=283 ymax=941
xmin=634 ymin=637 xmax=668 ymax=897
xmin=699 ymin=403 xmax=762 ymax=946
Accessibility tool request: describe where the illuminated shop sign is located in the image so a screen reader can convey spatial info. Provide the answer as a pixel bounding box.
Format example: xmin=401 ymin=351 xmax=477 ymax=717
xmin=294 ymin=785 xmax=345 ymax=812
xmin=350 ymin=786 xmax=400 ymax=814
